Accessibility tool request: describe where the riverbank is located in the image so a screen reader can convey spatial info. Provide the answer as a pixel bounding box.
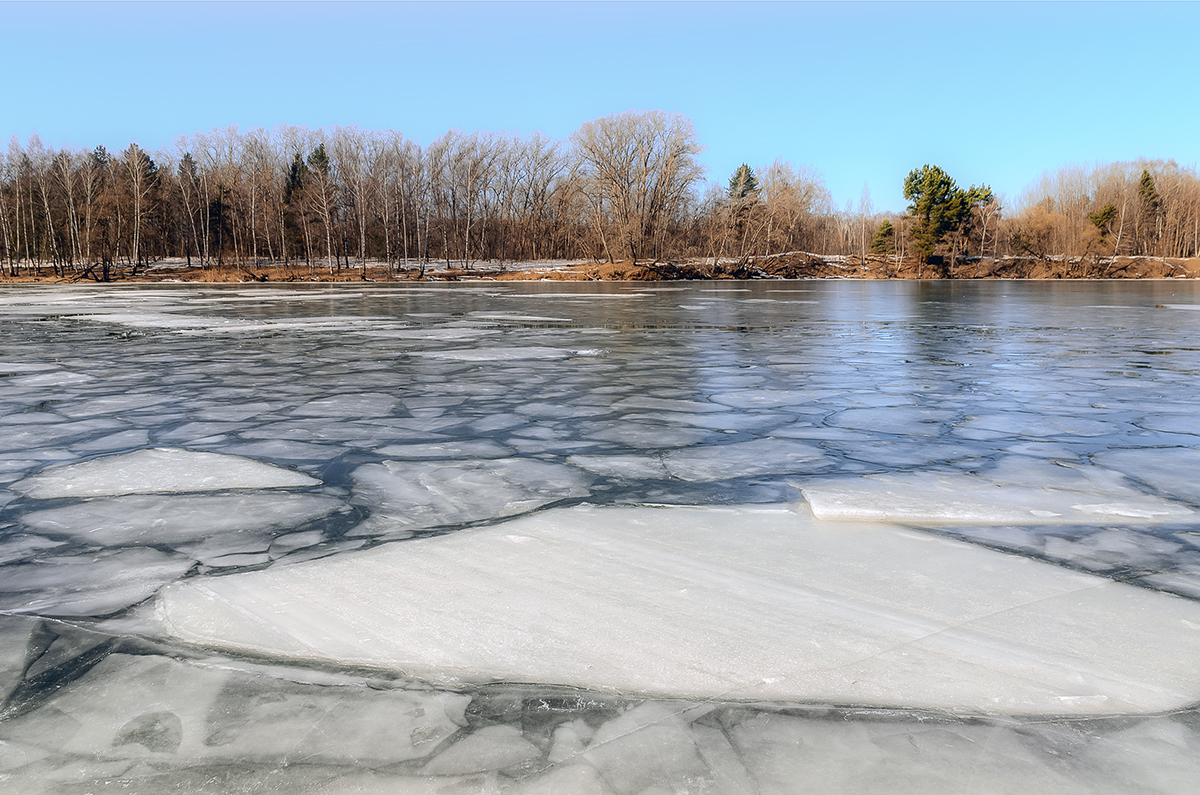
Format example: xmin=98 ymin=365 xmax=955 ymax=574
xmin=2 ymin=253 xmax=1198 ymax=283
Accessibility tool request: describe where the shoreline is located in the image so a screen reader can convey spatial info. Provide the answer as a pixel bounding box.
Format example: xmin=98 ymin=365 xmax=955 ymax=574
xmin=2 ymin=253 xmax=1198 ymax=284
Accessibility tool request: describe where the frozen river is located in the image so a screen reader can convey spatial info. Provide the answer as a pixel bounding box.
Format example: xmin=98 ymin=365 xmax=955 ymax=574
xmin=2 ymin=279 xmax=1200 ymax=793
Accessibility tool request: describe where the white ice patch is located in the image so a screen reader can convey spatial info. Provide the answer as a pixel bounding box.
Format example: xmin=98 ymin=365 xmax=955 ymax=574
xmin=11 ymin=449 xmax=319 ymax=498
xmin=956 ymin=412 xmax=1117 ymax=438
xmin=567 ymin=454 xmax=670 ymax=480
xmin=73 ymin=312 xmax=225 ymax=329
xmin=156 ymin=504 xmax=1200 ymax=715
xmin=374 ymin=440 xmax=512 ymax=458
xmin=662 ymin=438 xmax=830 ymax=482
xmin=468 ymin=312 xmax=572 ymax=323
xmin=709 ymin=389 xmax=823 ymax=409
xmin=291 ymin=393 xmax=401 ymax=418
xmin=354 ymin=328 xmax=500 ymax=341
xmin=20 ymin=493 xmax=344 ymax=546
xmin=828 ymin=407 xmax=957 ymax=437
xmin=351 ymin=458 xmax=590 ymax=530
xmin=801 ymin=458 xmax=1193 ymax=525
xmin=408 ymin=347 xmax=597 ymax=361
xmin=570 ymin=439 xmax=830 ymax=483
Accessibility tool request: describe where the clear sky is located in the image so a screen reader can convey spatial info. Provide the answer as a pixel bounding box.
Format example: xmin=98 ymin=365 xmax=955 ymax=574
xmin=2 ymin=0 xmax=1197 ymax=213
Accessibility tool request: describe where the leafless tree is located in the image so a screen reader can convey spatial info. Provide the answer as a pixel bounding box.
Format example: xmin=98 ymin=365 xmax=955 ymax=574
xmin=572 ymin=110 xmax=704 ymax=265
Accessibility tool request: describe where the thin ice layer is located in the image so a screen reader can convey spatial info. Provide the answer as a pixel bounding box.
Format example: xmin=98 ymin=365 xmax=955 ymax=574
xmin=156 ymin=504 xmax=1200 ymax=715
xmin=801 ymin=458 xmax=1193 ymax=524
xmin=11 ymin=448 xmax=319 ymax=498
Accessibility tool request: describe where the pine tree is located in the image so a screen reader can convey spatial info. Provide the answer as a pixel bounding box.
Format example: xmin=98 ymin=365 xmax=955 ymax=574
xmin=903 ymin=164 xmax=992 ymax=263
xmin=870 ymin=220 xmax=895 ymax=255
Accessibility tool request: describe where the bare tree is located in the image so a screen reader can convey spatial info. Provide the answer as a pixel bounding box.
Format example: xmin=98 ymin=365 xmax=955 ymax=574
xmin=572 ymin=110 xmax=704 ymax=265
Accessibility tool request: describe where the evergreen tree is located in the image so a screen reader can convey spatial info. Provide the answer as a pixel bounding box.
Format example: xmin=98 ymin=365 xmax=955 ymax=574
xmin=870 ymin=220 xmax=895 ymax=255
xmin=1088 ymin=203 xmax=1118 ymax=237
xmin=285 ymin=152 xmax=308 ymax=200
xmin=307 ymin=143 xmax=330 ymax=175
xmin=1138 ymin=168 xmax=1162 ymax=255
xmin=1139 ymin=169 xmax=1161 ymax=215
xmin=728 ymin=163 xmax=757 ymax=199
xmin=903 ymin=164 xmax=991 ymax=262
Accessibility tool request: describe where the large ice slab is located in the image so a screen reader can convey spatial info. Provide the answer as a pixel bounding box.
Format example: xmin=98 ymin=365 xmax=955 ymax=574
xmin=11 ymin=448 xmax=320 ymax=498
xmin=801 ymin=458 xmax=1193 ymax=524
xmin=156 ymin=504 xmax=1200 ymax=715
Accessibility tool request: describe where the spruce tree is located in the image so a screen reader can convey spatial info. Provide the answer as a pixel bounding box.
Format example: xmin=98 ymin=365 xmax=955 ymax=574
xmin=1138 ymin=169 xmax=1162 ymax=254
xmin=728 ymin=164 xmax=757 ymax=200
xmin=1139 ymin=169 xmax=1161 ymax=214
xmin=307 ymin=143 xmax=330 ymax=175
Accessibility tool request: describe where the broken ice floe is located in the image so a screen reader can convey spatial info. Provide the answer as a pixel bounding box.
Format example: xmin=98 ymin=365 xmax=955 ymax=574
xmin=350 ymin=458 xmax=590 ymax=532
xmin=568 ymin=437 xmax=829 ymax=483
xmin=10 ymin=448 xmax=319 ymax=499
xmin=374 ymin=440 xmax=512 ymax=458
xmin=408 ymin=347 xmax=601 ymax=361
xmin=19 ymin=493 xmax=344 ymax=547
xmin=3 ymin=547 xmax=194 ymax=617
xmin=800 ymin=458 xmax=1193 ymax=525
xmin=156 ymin=504 xmax=1200 ymax=715
xmin=1092 ymin=446 xmax=1200 ymax=504
xmin=0 ymin=651 xmax=470 ymax=765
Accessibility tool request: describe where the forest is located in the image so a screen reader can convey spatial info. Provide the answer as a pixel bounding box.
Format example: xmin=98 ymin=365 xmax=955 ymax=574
xmin=2 ymin=110 xmax=1198 ymax=280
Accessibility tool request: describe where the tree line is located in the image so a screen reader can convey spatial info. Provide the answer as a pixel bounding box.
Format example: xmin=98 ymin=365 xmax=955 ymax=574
xmin=2 ymin=112 xmax=1198 ymax=279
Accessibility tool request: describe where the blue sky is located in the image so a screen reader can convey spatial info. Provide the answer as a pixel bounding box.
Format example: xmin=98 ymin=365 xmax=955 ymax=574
xmin=3 ymin=1 xmax=1196 ymax=213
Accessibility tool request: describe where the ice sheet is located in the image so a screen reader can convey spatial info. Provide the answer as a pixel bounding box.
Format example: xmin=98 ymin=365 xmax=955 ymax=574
xmin=7 ymin=282 xmax=1200 ymax=792
xmin=801 ymin=458 xmax=1193 ymax=524
xmin=156 ymin=504 xmax=1200 ymax=715
xmin=11 ymin=449 xmax=320 ymax=498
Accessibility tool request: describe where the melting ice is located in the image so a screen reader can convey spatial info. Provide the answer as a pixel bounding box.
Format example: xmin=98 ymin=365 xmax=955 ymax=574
xmin=2 ymin=280 xmax=1200 ymax=793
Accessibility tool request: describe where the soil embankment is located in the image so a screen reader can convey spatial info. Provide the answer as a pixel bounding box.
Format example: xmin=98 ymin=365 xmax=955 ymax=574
xmin=474 ymin=254 xmax=1200 ymax=281
xmin=2 ymin=254 xmax=1198 ymax=283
